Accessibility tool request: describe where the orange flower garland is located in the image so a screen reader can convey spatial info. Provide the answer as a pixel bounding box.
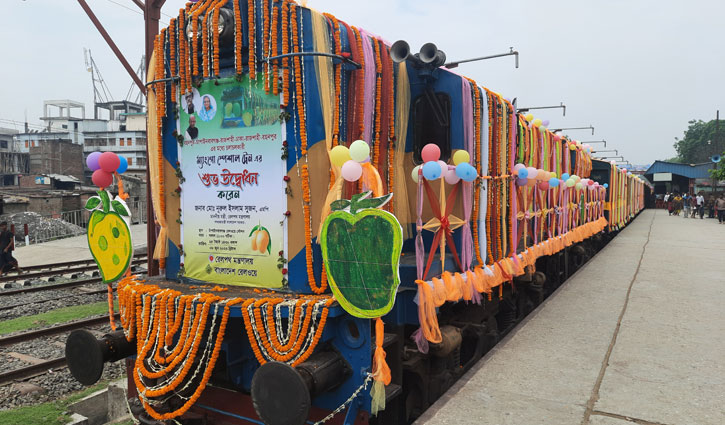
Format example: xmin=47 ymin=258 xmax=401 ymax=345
xmin=281 ymin=1 xmax=290 ymax=106
xmin=386 ymin=44 xmax=395 ymax=212
xmin=248 ymin=0 xmax=256 ymax=80
xmin=352 ymin=26 xmax=365 ymax=139
xmin=169 ymin=18 xmax=176 ymax=102
xmin=211 ymin=0 xmax=225 ymax=77
xmin=301 ymin=164 xmax=328 ymax=293
xmin=372 ymin=38 xmax=382 ymax=168
xmin=263 ymin=0 xmax=270 ymax=92
xmin=201 ymin=2 xmax=210 ymax=78
xmin=233 ymin=0 xmax=243 ymax=75
xmin=270 ymin=1 xmax=279 ymax=95
xmin=178 ymin=9 xmax=187 ymax=94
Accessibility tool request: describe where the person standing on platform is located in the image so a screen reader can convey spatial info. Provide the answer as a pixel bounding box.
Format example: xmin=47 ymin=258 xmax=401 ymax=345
xmin=696 ymin=193 xmax=705 ymax=219
xmin=690 ymin=194 xmax=698 ymax=218
xmin=664 ymin=193 xmax=672 ymax=215
xmin=673 ymin=194 xmax=682 ymax=216
xmin=717 ymin=194 xmax=725 ymax=224
xmin=707 ymin=195 xmax=716 ymax=218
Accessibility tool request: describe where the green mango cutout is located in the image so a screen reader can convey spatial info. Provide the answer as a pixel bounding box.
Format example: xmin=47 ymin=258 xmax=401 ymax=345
xmin=321 ymin=198 xmax=402 ymax=319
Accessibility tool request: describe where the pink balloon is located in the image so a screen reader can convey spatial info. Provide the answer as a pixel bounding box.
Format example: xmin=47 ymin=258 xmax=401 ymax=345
xmin=538 ymin=181 xmax=549 ymax=191
xmin=99 ymin=152 xmax=120 ymax=173
xmin=526 ymin=167 xmax=538 ymax=179
xmin=444 ymin=168 xmax=460 ymax=185
xmin=421 ymin=144 xmax=441 ymax=162
xmin=92 ymin=169 xmax=114 ymax=188
xmin=513 ymin=163 xmax=526 ymax=173
xmin=587 ymin=179 xmax=595 ymax=186
xmin=341 ymin=160 xmax=362 ymax=182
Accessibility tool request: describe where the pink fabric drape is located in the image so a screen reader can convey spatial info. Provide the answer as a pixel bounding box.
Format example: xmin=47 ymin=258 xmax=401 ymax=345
xmin=461 ymin=79 xmax=474 ymax=270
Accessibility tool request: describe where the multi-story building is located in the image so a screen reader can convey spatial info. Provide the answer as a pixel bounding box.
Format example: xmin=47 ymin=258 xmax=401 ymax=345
xmin=14 ymin=99 xmax=148 ymax=181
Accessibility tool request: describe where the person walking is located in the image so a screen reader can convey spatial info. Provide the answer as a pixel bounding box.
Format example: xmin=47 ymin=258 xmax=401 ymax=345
xmin=0 ymin=222 xmax=20 ymax=275
xmin=665 ymin=193 xmax=673 ymax=215
xmin=690 ymin=194 xmax=698 ymax=218
xmin=673 ymin=194 xmax=682 ymax=216
xmin=682 ymin=193 xmax=691 ymax=218
xmin=717 ymin=194 xmax=725 ymax=224
xmin=696 ymin=193 xmax=705 ymax=219
xmin=707 ymin=195 xmax=716 ymax=218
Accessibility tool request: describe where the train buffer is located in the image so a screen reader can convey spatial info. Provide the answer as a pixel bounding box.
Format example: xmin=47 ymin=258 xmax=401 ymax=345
xmin=416 ymin=209 xmax=725 ymax=425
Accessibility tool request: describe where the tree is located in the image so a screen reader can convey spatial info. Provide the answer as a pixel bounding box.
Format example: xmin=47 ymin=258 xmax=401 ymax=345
xmin=673 ymin=119 xmax=723 ymax=164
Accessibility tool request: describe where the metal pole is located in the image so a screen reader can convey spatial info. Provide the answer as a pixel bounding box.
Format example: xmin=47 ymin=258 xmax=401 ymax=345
xmin=445 ymin=48 xmax=519 ymax=69
xmin=76 ymin=0 xmax=146 ymax=95
xmin=517 ymin=102 xmax=566 ymax=116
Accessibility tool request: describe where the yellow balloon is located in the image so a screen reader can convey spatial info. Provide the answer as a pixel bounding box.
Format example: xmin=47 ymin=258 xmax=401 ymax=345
xmin=569 ymin=143 xmax=577 ymax=151
xmin=329 ymin=145 xmax=351 ymax=167
xmin=533 ymin=118 xmax=542 ymax=127
xmin=525 ymin=113 xmax=534 ymax=122
xmin=550 ymin=171 xmax=557 ymax=179
xmin=452 ymin=150 xmax=471 ymax=165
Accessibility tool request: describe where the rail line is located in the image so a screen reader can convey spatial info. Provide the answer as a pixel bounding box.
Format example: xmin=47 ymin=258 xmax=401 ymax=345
xmin=0 ymin=257 xmax=147 ymax=284
xmin=0 ymin=314 xmax=121 ymax=386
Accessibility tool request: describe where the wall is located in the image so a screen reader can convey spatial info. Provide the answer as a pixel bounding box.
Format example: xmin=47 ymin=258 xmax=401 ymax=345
xmin=29 ymin=140 xmax=84 ymax=181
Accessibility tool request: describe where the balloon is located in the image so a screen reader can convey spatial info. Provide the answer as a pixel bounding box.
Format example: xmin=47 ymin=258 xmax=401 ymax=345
xmin=444 ymin=168 xmax=461 ymax=185
xmin=526 ymin=178 xmax=537 ymax=187
xmin=533 ymin=118 xmax=542 ymax=127
xmin=571 ymin=175 xmax=580 ymax=181
xmin=455 ymin=163 xmax=477 ymax=182
xmin=341 ymin=160 xmax=363 ymax=181
xmin=349 ymin=140 xmax=370 ymax=162
xmin=587 ymin=179 xmax=595 ymax=186
xmin=538 ymin=181 xmax=549 ymax=191
xmin=537 ymin=169 xmax=548 ymax=181
xmin=526 ymin=167 xmax=538 ymax=179
xmin=525 ymin=113 xmax=534 ymax=122
xmin=86 ymin=152 xmax=102 ymax=171
xmin=553 ymin=135 xmax=561 ymax=141
xmin=542 ymin=120 xmax=550 ymax=127
xmin=516 ymin=178 xmax=528 ymax=186
xmin=513 ymin=163 xmax=526 ymax=174
xmin=411 ymin=165 xmax=422 ymax=183
xmin=92 ymin=169 xmax=113 ymax=188
xmin=569 ymin=143 xmax=577 ymax=151
xmin=603 ymin=183 xmax=609 ymax=188
xmin=621 ymin=168 xmax=627 ymax=173
xmin=452 ymin=150 xmax=470 ymax=165
xmin=561 ymin=173 xmax=570 ymax=180
xmin=422 ymin=161 xmax=443 ymax=180
xmin=517 ymin=168 xmax=529 ymax=179
xmin=437 ymin=160 xmax=449 ymax=175
xmin=99 ymin=152 xmax=120 ymax=173
xmin=549 ymin=177 xmax=560 ymax=187
xmin=329 ymin=145 xmax=351 ymax=167
xmin=611 ymin=160 xmax=617 ymax=165
xmin=575 ymin=182 xmax=583 ymax=190
xmin=117 ymin=156 xmax=128 ymax=174
xmin=566 ymin=179 xmax=575 ymax=187
xmin=421 ymin=143 xmax=441 ymax=162
xmin=550 ymin=171 xmax=557 ymax=179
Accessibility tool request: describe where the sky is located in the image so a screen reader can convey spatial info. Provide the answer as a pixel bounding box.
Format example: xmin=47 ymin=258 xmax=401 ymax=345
xmin=2 ymin=0 xmax=724 ymax=164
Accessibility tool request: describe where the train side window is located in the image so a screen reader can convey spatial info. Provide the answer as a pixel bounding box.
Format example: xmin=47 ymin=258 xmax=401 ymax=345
xmin=412 ymin=91 xmax=451 ymax=164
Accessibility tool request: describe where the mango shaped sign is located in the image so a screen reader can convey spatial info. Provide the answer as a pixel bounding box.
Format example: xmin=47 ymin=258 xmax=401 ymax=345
xmin=85 ymin=190 xmax=133 ymax=283
xmin=320 ymin=192 xmax=402 ymax=318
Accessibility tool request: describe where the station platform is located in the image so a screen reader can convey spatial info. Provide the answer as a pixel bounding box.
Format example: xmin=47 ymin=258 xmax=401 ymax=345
xmin=417 ymin=209 xmax=724 ymax=425
xmin=14 ymin=224 xmax=147 ymax=267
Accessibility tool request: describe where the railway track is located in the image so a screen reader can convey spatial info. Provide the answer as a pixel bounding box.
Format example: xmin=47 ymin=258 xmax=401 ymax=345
xmin=0 ymin=255 xmax=147 ymax=284
xmin=0 ymin=314 xmax=121 ymax=386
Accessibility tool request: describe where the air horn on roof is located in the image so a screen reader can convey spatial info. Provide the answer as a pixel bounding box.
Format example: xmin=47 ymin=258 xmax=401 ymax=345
xmin=390 ymin=40 xmax=447 ymax=68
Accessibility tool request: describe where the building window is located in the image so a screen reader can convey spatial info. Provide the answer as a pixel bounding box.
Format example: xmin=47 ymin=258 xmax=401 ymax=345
xmin=137 ymin=157 xmax=146 ymax=166
xmin=120 ymin=139 xmax=125 ymax=146
xmin=0 ymin=141 xmax=7 ymax=149
xmin=136 ymin=138 xmax=147 ymax=146
xmin=127 ymin=138 xmax=133 ymax=146
xmin=127 ymin=157 xmax=133 ymax=166
xmin=25 ymin=141 xmax=28 ymax=148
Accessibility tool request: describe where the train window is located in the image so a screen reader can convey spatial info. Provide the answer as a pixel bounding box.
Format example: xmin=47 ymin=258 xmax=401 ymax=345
xmin=412 ymin=91 xmax=451 ymax=164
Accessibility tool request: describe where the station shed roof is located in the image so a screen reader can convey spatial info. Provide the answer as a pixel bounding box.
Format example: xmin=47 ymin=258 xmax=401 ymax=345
xmin=643 ymin=161 xmax=713 ymax=179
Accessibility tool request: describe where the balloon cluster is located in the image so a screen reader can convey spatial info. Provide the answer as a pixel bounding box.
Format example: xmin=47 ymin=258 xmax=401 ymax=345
xmin=567 ymin=140 xmax=593 ymax=154
xmin=329 ymin=140 xmax=371 ymax=182
xmin=512 ymin=164 xmax=604 ymax=191
xmin=523 ymin=114 xmax=550 ymax=129
xmin=410 ymin=144 xmax=476 ymax=184
xmin=86 ymin=152 xmax=128 ymax=188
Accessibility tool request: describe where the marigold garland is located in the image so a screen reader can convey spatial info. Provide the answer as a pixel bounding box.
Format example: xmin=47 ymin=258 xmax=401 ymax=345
xmin=372 ymin=38 xmax=382 ymax=168
xmin=233 ymin=0 xmax=243 ymax=75
xmin=352 ymin=26 xmax=365 ymax=139
xmin=270 ymin=1 xmax=280 ymax=95
xmin=281 ymin=1 xmax=290 ymax=106
xmin=169 ymin=18 xmax=177 ymax=102
xmin=248 ymin=0 xmax=256 ymax=80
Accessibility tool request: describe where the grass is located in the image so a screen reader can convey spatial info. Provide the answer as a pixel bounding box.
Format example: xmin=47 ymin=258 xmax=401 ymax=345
xmin=0 ymin=300 xmax=118 ymax=336
xmin=0 ymin=381 xmax=111 ymax=425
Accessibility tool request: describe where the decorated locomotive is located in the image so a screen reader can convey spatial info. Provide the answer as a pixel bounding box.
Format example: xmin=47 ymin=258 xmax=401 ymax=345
xmin=65 ymin=1 xmax=649 ymax=424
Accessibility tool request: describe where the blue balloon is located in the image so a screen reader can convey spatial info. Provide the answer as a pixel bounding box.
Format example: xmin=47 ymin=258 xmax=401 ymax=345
xmin=117 ymin=156 xmax=129 ymax=174
xmin=603 ymin=183 xmax=609 ymax=188
xmin=561 ymin=173 xmax=570 ymax=180
xmin=549 ymin=177 xmax=560 ymax=187
xmin=456 ymin=163 xmax=477 ymax=182
xmin=517 ymin=168 xmax=529 ymax=179
xmin=422 ymin=161 xmax=442 ymax=180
